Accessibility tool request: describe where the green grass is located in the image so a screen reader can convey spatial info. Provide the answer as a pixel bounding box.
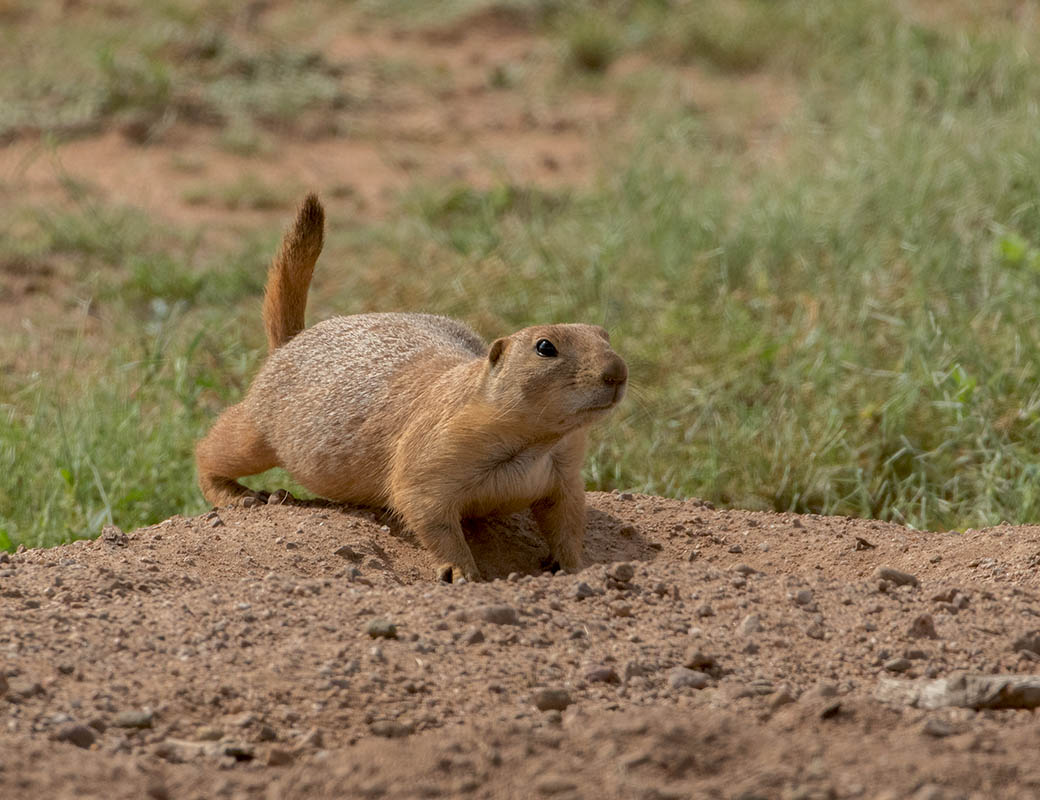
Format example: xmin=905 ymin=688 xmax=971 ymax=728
xmin=0 ymin=1 xmax=346 ymax=141
xmin=5 ymin=0 xmax=1040 ymax=549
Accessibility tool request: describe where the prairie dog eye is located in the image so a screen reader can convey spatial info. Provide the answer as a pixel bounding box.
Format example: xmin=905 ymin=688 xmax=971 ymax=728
xmin=534 ymin=339 xmax=558 ymax=358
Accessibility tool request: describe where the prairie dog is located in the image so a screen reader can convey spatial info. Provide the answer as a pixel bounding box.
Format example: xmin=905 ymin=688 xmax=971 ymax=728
xmin=195 ymin=194 xmax=628 ymax=581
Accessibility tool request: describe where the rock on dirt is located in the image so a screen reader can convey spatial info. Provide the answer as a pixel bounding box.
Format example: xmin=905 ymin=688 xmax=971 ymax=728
xmin=875 ymin=566 xmax=920 ymax=587
xmin=532 ymin=688 xmax=572 ymax=712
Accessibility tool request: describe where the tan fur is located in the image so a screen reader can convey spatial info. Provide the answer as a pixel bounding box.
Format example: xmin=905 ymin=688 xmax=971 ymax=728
xmin=262 ymin=193 xmax=324 ymax=351
xmin=195 ymin=195 xmax=628 ymax=581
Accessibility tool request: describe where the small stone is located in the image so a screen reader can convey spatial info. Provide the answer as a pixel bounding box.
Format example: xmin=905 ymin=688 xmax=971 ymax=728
xmin=738 ymin=614 xmax=762 ymax=636
xmin=909 ymin=613 xmax=939 ymax=640
xmin=805 ymin=623 xmax=826 ymax=640
xmin=932 ymin=588 xmax=957 ymax=603
xmin=54 ymin=724 xmax=96 ymax=748
xmin=922 ymin=718 xmax=954 ymax=738
xmin=770 ymin=684 xmax=798 ymax=709
xmin=695 ymin=603 xmax=714 ymax=618
xmin=733 ymin=564 xmax=757 ymax=575
xmin=573 ymin=581 xmax=600 ymax=600
xmin=727 ymin=544 xmax=743 ymax=554
xmin=258 ymin=724 xmax=278 ymax=742
xmin=854 ymin=536 xmax=877 ymax=550
xmin=114 ymin=709 xmax=155 ymax=729
xmin=221 ymin=742 xmax=255 ymax=761
xmin=370 ymin=720 xmax=414 ymax=738
xmin=532 ymin=688 xmax=572 ymax=712
xmin=819 ymin=700 xmax=842 ymax=719
xmin=196 ymin=726 xmax=223 ymax=741
xmin=684 ymin=648 xmax=718 ymax=671
xmin=241 ymin=496 xmax=260 ymax=508
xmin=366 ymin=619 xmax=398 ymax=639
xmin=461 ymin=627 xmax=485 ymax=645
xmin=208 ymin=516 xmax=224 ymax=528
xmin=875 ymin=566 xmax=919 ymax=587
xmin=794 ymin=589 xmax=814 ymax=605
xmin=154 ymin=740 xmax=201 ymax=763
xmin=583 ymin=665 xmax=620 ymax=684
xmin=667 ymin=667 xmax=710 ymax=690
xmin=624 ymin=661 xmax=654 ymax=681
xmin=101 ymin=525 xmax=128 ymax=546
xmin=334 ymin=545 xmax=363 ymax=562
xmin=610 ymin=563 xmax=635 ymax=583
xmin=475 ymin=605 xmax=519 ymax=625
xmin=884 ymin=657 xmax=913 ymax=673
xmin=267 ymin=489 xmax=292 ymax=505
xmin=267 ymin=748 xmax=295 ymax=766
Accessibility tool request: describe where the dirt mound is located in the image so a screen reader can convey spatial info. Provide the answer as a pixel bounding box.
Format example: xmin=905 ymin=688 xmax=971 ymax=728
xmin=3 ymin=492 xmax=1040 ymax=799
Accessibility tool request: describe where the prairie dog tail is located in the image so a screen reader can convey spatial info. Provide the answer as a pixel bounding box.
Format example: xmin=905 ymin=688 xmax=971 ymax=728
xmin=262 ymin=193 xmax=325 ymax=350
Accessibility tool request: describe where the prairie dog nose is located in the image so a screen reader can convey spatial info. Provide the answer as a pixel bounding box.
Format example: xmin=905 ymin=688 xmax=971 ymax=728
xmin=601 ymin=354 xmax=628 ymax=386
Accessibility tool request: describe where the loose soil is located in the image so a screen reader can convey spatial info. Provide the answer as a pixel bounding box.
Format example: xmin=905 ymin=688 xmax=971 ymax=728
xmin=4 ymin=492 xmax=1040 ymax=799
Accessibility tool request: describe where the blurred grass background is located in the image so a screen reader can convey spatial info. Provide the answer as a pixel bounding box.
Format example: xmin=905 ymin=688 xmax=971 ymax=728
xmin=3 ymin=0 xmax=1040 ymax=549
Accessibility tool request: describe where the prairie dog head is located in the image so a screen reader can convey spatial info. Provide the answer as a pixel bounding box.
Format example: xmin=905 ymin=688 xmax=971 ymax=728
xmin=483 ymin=323 xmax=628 ymax=435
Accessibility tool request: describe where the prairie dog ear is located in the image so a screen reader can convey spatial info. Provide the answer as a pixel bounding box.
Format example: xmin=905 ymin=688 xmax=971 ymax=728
xmin=488 ymin=338 xmax=508 ymax=366
xmin=593 ymin=325 xmax=610 ymax=343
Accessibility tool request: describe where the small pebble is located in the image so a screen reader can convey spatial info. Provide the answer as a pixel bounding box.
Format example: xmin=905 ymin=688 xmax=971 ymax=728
xmin=922 ymin=718 xmax=955 ymax=738
xmin=54 ymin=724 xmax=95 ymax=749
xmin=909 ymin=613 xmax=939 ymax=640
xmin=267 ymin=748 xmax=295 ymax=766
xmin=583 ymin=665 xmax=620 ymax=684
xmin=610 ymin=563 xmax=635 ymax=583
xmin=684 ymin=648 xmax=718 ymax=671
xmin=370 ymin=720 xmax=414 ymax=738
xmin=366 ymin=619 xmax=398 ymax=639
xmin=113 ymin=710 xmax=155 ymax=729
xmin=667 ymin=667 xmax=710 ymax=690
xmin=532 ymin=688 xmax=572 ymax=712
xmin=875 ymin=566 xmax=919 ymax=587
xmin=738 ymin=614 xmax=762 ymax=636
xmin=334 ymin=545 xmax=363 ymax=562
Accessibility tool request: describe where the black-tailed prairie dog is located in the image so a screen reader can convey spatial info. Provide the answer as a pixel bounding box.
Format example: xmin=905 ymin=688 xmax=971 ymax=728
xmin=196 ymin=194 xmax=628 ymax=581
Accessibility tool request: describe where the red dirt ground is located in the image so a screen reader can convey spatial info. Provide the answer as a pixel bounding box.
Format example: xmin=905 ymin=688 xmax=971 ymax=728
xmin=4 ymin=492 xmax=1040 ymax=799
